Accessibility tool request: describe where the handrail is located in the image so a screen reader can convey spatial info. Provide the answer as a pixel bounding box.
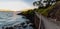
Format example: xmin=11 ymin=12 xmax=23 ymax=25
xmin=34 ymin=12 xmax=41 ymax=29
xmin=35 ymin=12 xmax=60 ymax=29
xmin=38 ymin=14 xmax=42 ymax=29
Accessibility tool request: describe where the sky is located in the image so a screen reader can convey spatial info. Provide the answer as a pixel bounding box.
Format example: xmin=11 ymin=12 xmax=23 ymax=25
xmin=0 ymin=0 xmax=36 ymax=11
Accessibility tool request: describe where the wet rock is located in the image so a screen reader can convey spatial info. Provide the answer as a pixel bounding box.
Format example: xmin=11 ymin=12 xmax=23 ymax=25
xmin=20 ymin=22 xmax=25 ymax=26
xmin=23 ymin=25 xmax=27 ymax=28
xmin=26 ymin=21 xmax=31 ymax=24
xmin=5 ymin=27 xmax=14 ymax=29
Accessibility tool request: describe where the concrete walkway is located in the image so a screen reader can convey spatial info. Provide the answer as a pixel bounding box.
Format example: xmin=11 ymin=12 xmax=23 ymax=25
xmin=35 ymin=12 xmax=60 ymax=29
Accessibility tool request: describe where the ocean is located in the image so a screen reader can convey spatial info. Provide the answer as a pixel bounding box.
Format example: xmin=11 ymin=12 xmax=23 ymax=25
xmin=0 ymin=11 xmax=33 ymax=29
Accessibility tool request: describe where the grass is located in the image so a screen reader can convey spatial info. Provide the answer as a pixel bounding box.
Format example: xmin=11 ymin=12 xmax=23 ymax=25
xmin=36 ymin=4 xmax=55 ymax=16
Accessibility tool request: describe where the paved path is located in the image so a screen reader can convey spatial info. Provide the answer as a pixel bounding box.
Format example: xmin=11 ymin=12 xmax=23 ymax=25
xmin=35 ymin=12 xmax=60 ymax=29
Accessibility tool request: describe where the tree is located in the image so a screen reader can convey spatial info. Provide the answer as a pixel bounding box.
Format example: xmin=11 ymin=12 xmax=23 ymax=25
xmin=33 ymin=1 xmax=43 ymax=8
xmin=33 ymin=0 xmax=56 ymax=8
xmin=47 ymin=0 xmax=56 ymax=6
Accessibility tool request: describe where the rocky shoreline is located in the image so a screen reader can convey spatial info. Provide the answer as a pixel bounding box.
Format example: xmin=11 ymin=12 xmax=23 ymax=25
xmin=17 ymin=11 xmax=36 ymax=29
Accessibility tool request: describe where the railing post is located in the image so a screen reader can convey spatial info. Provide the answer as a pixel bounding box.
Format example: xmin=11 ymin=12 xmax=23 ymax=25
xmin=38 ymin=14 xmax=42 ymax=29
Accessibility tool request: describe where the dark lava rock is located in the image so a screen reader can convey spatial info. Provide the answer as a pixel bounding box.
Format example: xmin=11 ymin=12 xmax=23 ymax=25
xmin=5 ymin=27 xmax=14 ymax=29
xmin=20 ymin=22 xmax=25 ymax=26
xmin=26 ymin=21 xmax=31 ymax=24
xmin=23 ymin=25 xmax=27 ymax=28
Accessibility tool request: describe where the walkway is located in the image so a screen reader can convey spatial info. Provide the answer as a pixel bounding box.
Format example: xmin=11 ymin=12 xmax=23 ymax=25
xmin=35 ymin=12 xmax=60 ymax=29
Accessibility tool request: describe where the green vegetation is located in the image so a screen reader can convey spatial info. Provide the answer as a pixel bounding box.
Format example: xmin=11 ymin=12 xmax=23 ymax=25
xmin=22 ymin=0 xmax=60 ymax=17
xmin=21 ymin=10 xmax=34 ymax=15
xmin=36 ymin=5 xmax=55 ymax=16
xmin=34 ymin=1 xmax=60 ymax=21
xmin=22 ymin=0 xmax=57 ymax=17
xmin=34 ymin=4 xmax=55 ymax=16
xmin=33 ymin=0 xmax=56 ymax=8
xmin=21 ymin=9 xmax=35 ymax=19
xmin=33 ymin=0 xmax=56 ymax=16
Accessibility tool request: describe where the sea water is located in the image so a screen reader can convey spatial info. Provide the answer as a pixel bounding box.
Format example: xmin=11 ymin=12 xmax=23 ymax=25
xmin=0 ymin=12 xmax=33 ymax=29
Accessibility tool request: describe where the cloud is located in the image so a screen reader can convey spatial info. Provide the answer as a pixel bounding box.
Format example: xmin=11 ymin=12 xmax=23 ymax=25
xmin=0 ymin=0 xmax=34 ymax=11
